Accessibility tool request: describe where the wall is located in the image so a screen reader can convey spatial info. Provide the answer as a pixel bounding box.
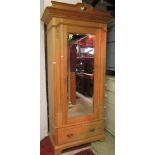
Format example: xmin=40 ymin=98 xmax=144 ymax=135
xmin=40 ymin=0 xmax=82 ymax=140
xmin=44 ymin=0 xmax=82 ymax=8
xmin=40 ymin=0 xmax=48 ymax=140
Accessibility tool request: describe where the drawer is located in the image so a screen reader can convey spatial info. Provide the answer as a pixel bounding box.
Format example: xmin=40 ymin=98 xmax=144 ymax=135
xmin=105 ymin=78 xmax=115 ymax=92
xmin=104 ymin=91 xmax=115 ymax=104
xmin=57 ymin=121 xmax=103 ymax=145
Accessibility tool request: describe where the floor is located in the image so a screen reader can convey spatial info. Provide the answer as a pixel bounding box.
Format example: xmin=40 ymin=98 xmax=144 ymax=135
xmin=91 ymin=130 xmax=115 ymax=155
xmin=68 ymin=92 xmax=93 ymax=117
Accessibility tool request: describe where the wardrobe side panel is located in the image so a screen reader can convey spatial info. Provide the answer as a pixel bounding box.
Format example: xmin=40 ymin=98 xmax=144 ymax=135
xmin=47 ymin=26 xmax=55 ymax=135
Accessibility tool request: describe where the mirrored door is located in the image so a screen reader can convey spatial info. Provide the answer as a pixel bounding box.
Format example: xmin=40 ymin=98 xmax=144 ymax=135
xmin=67 ymin=33 xmax=95 ymax=118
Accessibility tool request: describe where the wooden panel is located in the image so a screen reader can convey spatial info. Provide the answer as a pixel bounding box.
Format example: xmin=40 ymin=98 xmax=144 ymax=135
xmin=98 ymin=25 xmax=107 ymax=119
xmin=57 ymin=120 xmax=103 ymax=145
xmin=47 ymin=21 xmax=63 ymax=128
xmin=61 ymin=25 xmax=100 ymax=124
xmin=60 ymin=24 xmax=68 ymax=125
xmin=47 ymin=17 xmax=106 ymax=31
xmin=70 ymin=72 xmax=76 ymax=105
xmin=67 ymin=25 xmax=97 ymax=35
xmin=47 ymin=26 xmax=55 ymax=128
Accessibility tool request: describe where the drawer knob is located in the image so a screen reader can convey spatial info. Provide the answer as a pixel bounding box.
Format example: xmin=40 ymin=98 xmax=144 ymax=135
xmin=105 ymin=94 xmax=107 ymax=97
xmin=67 ymin=133 xmax=73 ymax=138
xmin=89 ymin=128 xmax=95 ymax=132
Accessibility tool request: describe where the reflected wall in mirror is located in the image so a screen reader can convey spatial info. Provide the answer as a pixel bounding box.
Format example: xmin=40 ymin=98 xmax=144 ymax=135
xmin=67 ymin=33 xmax=95 ymax=118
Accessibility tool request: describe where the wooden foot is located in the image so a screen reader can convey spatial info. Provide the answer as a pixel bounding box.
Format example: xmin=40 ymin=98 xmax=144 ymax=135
xmin=51 ymin=133 xmax=105 ymax=154
xmin=54 ymin=148 xmax=62 ymax=155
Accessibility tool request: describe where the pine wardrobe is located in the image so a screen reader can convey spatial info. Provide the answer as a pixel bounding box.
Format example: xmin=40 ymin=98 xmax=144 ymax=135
xmin=41 ymin=1 xmax=112 ymax=154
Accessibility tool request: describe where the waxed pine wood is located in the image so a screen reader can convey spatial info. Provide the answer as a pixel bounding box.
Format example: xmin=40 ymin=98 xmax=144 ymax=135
xmin=42 ymin=2 xmax=112 ymax=154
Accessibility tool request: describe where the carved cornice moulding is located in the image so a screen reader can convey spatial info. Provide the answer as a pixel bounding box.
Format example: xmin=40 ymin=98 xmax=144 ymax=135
xmin=41 ymin=1 xmax=112 ymax=24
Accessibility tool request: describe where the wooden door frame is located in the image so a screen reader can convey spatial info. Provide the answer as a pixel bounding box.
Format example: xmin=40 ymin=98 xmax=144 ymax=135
xmin=57 ymin=19 xmax=107 ymax=125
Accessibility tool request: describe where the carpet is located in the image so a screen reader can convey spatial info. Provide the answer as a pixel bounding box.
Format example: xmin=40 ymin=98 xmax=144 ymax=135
xmin=40 ymin=136 xmax=95 ymax=155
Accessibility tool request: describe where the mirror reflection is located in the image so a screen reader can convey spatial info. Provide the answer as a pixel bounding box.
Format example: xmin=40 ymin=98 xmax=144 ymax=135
xmin=67 ymin=33 xmax=95 ymax=117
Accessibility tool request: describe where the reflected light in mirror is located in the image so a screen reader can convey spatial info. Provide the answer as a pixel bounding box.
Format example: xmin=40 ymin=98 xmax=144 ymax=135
xmin=67 ymin=33 xmax=95 ymax=118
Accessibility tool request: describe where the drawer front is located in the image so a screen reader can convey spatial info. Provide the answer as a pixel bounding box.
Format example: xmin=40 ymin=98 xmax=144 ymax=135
xmin=57 ymin=121 xmax=103 ymax=145
xmin=105 ymin=79 xmax=115 ymax=92
xmin=104 ymin=91 xmax=115 ymax=104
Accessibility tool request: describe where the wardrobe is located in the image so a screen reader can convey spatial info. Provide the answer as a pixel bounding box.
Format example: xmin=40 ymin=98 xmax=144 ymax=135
xmin=41 ymin=1 xmax=112 ymax=154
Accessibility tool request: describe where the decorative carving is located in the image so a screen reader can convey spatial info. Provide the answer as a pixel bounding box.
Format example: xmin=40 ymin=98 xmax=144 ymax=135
xmin=41 ymin=1 xmax=112 ymax=25
xmin=80 ymin=6 xmax=87 ymax=12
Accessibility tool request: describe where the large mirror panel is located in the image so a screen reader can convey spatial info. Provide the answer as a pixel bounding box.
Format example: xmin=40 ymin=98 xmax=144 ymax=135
xmin=67 ymin=33 xmax=95 ymax=118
